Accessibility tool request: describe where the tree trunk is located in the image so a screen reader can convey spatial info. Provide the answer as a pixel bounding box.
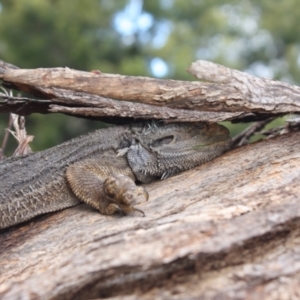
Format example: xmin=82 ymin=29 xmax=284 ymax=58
xmin=1 ymin=130 xmax=300 ymax=300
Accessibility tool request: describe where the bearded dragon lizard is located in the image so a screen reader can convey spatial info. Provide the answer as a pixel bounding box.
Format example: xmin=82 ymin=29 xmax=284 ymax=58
xmin=0 ymin=122 xmax=231 ymax=229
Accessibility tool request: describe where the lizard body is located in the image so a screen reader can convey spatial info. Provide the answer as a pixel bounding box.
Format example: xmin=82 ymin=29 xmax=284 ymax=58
xmin=0 ymin=122 xmax=231 ymax=229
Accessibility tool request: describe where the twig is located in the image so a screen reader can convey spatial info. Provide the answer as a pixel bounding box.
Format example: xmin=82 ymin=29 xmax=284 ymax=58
xmin=232 ymin=117 xmax=275 ymax=147
xmin=0 ymin=87 xmax=14 ymax=159
xmin=261 ymin=115 xmax=300 ymax=139
xmin=7 ymin=114 xmax=34 ymax=157
xmin=0 ymin=114 xmax=13 ymax=159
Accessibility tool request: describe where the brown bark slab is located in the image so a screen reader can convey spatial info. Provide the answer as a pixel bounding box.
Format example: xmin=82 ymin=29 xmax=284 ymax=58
xmin=1 ymin=131 xmax=300 ymax=300
xmin=1 ymin=59 xmax=300 ymax=121
xmin=0 ymin=92 xmax=241 ymax=123
xmin=0 ymin=60 xmax=243 ymax=123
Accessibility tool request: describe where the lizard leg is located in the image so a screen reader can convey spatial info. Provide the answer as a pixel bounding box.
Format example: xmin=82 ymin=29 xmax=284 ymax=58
xmin=65 ymin=158 xmax=148 ymax=216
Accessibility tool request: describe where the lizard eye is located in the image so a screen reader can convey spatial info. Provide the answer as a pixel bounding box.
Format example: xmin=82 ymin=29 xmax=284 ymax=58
xmin=151 ymin=135 xmax=174 ymax=148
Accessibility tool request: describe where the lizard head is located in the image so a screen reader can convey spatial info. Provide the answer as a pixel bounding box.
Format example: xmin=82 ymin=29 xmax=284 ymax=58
xmin=126 ymin=122 xmax=231 ymax=183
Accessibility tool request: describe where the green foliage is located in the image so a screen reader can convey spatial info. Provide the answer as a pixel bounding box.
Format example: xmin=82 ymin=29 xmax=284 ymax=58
xmin=0 ymin=0 xmax=299 ymax=154
xmin=0 ymin=0 xmax=127 ymax=69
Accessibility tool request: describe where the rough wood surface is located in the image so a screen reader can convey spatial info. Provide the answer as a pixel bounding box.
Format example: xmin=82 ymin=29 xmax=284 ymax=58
xmin=1 ymin=131 xmax=300 ymax=300
xmin=1 ymin=60 xmax=300 ymax=121
xmin=0 ymin=60 xmax=244 ymax=123
xmin=0 ymin=92 xmax=242 ymax=123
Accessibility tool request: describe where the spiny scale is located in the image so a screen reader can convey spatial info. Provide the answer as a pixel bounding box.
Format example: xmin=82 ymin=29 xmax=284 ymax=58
xmin=0 ymin=122 xmax=231 ymax=229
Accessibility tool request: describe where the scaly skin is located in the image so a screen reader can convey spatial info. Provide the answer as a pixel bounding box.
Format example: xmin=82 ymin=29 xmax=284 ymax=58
xmin=0 ymin=122 xmax=231 ymax=229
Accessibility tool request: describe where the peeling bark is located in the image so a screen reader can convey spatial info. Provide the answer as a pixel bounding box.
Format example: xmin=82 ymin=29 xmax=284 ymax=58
xmin=1 ymin=132 xmax=300 ymax=300
xmin=1 ymin=60 xmax=300 ymax=123
xmin=0 ymin=60 xmax=242 ymax=123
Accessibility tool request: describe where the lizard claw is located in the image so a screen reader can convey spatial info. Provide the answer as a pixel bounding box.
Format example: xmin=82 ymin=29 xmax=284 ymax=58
xmin=105 ymin=203 xmax=124 ymax=215
xmin=134 ymin=207 xmax=145 ymax=217
xmin=136 ymin=186 xmax=149 ymax=202
xmin=119 ymin=204 xmax=145 ymax=217
xmin=102 ymin=174 xmax=147 ymax=217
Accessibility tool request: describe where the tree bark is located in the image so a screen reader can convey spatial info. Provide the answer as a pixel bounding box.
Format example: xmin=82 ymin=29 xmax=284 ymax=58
xmin=1 ymin=131 xmax=300 ymax=300
xmin=2 ymin=60 xmax=300 ymax=114
xmin=1 ymin=59 xmax=300 ymax=123
xmin=0 ymin=92 xmax=241 ymax=123
xmin=0 ymin=60 xmax=244 ymax=123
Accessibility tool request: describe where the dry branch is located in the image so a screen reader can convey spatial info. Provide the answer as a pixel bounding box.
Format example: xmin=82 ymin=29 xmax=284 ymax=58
xmin=0 ymin=60 xmax=244 ymax=123
xmin=1 ymin=59 xmax=300 ymax=123
xmin=1 ymin=131 xmax=300 ymax=299
xmin=188 ymin=60 xmax=300 ymax=112
xmin=0 ymin=92 xmax=242 ymax=123
xmin=231 ymin=117 xmax=275 ymax=147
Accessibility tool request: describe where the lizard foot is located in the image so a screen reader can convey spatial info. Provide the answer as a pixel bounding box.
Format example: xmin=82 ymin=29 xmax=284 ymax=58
xmin=103 ymin=175 xmax=148 ymax=216
xmin=66 ymin=157 xmax=148 ymax=217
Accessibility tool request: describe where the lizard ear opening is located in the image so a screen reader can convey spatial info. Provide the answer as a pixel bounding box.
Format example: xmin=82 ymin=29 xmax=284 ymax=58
xmin=151 ymin=135 xmax=174 ymax=148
